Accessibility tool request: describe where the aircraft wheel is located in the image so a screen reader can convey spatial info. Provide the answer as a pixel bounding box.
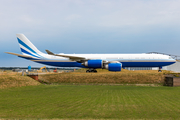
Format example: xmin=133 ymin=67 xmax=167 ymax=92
xmin=158 ymin=67 xmax=162 ymax=72
xmin=86 ymin=70 xmax=90 ymax=73
xmin=93 ymin=70 xmax=97 ymax=73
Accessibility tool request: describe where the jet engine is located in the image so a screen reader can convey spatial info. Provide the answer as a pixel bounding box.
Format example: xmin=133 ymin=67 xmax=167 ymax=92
xmin=104 ymin=62 xmax=122 ymax=71
xmin=81 ymin=60 xmax=103 ymax=68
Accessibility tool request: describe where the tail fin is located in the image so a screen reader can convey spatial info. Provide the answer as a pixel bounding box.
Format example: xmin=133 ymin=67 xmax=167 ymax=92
xmin=16 ymin=34 xmax=43 ymax=58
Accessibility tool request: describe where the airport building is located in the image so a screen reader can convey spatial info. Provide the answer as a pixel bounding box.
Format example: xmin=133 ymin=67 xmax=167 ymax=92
xmin=162 ymin=61 xmax=180 ymax=72
xmin=125 ymin=61 xmax=180 ymax=72
xmin=125 ymin=67 xmax=153 ymax=70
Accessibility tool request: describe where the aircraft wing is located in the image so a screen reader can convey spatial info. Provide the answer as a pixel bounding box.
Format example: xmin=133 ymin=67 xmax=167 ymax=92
xmin=45 ymin=50 xmax=86 ymax=61
xmin=5 ymin=52 xmax=34 ymax=58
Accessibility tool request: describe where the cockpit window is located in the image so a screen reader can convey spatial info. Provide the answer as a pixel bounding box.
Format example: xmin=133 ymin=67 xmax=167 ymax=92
xmin=169 ymin=56 xmax=173 ymax=59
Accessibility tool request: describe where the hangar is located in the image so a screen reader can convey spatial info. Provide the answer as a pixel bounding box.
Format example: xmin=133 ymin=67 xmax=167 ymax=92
xmin=125 ymin=52 xmax=180 ymax=72
xmin=163 ymin=61 xmax=180 ymax=72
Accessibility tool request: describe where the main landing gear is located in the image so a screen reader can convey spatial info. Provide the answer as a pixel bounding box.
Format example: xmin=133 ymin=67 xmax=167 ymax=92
xmin=86 ymin=68 xmax=97 ymax=73
xmin=158 ymin=67 xmax=162 ymax=72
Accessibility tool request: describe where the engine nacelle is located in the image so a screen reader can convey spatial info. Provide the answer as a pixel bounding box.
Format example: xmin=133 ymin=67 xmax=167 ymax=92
xmin=104 ymin=63 xmax=122 ymax=71
xmin=82 ymin=60 xmax=103 ymax=68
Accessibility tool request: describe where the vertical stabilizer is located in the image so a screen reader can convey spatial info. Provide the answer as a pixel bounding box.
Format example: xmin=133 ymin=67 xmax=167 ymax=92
xmin=16 ymin=34 xmax=42 ymax=58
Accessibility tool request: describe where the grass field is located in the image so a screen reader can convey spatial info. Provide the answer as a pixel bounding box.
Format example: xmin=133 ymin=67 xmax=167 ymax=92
xmin=0 ymin=70 xmax=179 ymax=119
xmin=0 ymin=85 xmax=180 ymax=119
xmin=0 ymin=74 xmax=40 ymax=89
xmin=39 ymin=69 xmax=166 ymax=85
xmin=0 ymin=69 xmax=169 ymax=89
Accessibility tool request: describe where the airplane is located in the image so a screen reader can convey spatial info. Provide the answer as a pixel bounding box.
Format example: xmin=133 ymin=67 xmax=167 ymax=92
xmin=6 ymin=34 xmax=176 ymax=73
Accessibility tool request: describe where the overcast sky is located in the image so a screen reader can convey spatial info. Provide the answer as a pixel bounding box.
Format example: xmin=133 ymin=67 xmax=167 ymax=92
xmin=1 ymin=0 xmax=180 ymax=67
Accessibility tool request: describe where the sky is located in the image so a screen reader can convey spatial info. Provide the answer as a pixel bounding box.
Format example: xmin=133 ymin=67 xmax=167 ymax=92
xmin=1 ymin=0 xmax=180 ymax=67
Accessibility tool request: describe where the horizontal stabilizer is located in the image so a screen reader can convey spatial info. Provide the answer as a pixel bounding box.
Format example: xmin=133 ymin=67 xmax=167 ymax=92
xmin=5 ymin=52 xmax=34 ymax=58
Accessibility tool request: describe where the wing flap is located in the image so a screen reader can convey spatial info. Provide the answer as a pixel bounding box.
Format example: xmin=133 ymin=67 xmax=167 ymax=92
xmin=45 ymin=50 xmax=86 ymax=60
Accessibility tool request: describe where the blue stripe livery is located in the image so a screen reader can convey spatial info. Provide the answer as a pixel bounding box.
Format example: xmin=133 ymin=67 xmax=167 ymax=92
xmin=20 ymin=48 xmax=40 ymax=58
xmin=17 ymin=38 xmax=38 ymax=55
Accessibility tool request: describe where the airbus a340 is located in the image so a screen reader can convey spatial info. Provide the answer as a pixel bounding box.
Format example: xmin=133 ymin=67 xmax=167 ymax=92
xmin=6 ymin=34 xmax=176 ymax=72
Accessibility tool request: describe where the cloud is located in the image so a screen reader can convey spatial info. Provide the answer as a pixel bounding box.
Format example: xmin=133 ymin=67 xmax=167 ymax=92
xmin=97 ymin=0 xmax=180 ymax=27
xmin=19 ymin=15 xmax=37 ymax=24
xmin=65 ymin=14 xmax=81 ymax=21
xmin=1 ymin=0 xmax=180 ymax=54
xmin=0 ymin=0 xmax=180 ymax=33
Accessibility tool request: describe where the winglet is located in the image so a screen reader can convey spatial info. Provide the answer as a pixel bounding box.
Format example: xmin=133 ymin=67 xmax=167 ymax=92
xmin=45 ymin=50 xmax=55 ymax=55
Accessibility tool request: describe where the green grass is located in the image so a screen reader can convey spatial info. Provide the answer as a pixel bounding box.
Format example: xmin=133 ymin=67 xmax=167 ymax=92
xmin=0 ymin=85 xmax=180 ymax=119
